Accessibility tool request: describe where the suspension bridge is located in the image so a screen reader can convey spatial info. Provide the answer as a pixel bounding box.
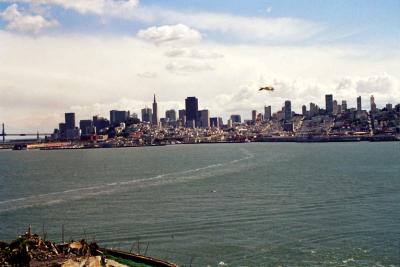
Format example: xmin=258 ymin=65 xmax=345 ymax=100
xmin=1 ymin=123 xmax=52 ymax=143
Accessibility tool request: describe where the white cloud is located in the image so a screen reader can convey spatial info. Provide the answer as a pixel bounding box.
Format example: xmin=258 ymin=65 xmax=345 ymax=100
xmin=165 ymin=47 xmax=223 ymax=59
xmin=0 ymin=4 xmax=58 ymax=33
xmin=137 ymin=71 xmax=157 ymax=78
xmin=134 ymin=7 xmax=322 ymax=43
xmin=333 ymin=74 xmax=400 ymax=108
xmin=1 ymin=0 xmax=139 ymax=17
xmin=165 ymin=60 xmax=213 ymax=74
xmin=137 ymin=24 xmax=202 ymax=45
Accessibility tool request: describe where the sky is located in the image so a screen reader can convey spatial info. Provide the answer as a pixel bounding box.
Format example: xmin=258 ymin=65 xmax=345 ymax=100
xmin=0 ymin=0 xmax=399 ymax=133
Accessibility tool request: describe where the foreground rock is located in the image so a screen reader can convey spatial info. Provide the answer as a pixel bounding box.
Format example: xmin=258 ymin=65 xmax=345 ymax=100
xmin=0 ymin=228 xmax=127 ymax=267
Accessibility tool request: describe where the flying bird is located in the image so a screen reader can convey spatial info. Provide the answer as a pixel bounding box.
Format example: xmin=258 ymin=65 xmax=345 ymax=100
xmin=259 ymin=86 xmax=274 ymax=92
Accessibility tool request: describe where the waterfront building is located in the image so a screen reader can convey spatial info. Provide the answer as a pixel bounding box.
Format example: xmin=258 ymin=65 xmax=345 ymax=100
xmin=65 ymin=113 xmax=75 ymax=130
xmin=185 ymin=97 xmax=199 ymax=127
xmin=370 ymin=95 xmax=377 ymax=112
xmin=284 ymin=100 xmax=292 ymax=121
xmin=152 ymin=94 xmax=159 ymax=126
xmin=110 ymin=110 xmax=129 ymax=125
xmin=230 ymin=114 xmax=241 ymax=124
xmin=342 ymin=101 xmax=347 ymax=112
xmin=141 ymin=108 xmax=152 ymax=123
xmin=357 ymin=96 xmax=362 ymax=111
xmin=325 ymin=94 xmax=333 ymax=114
xmin=165 ymin=109 xmax=176 ymax=122
xmin=264 ymin=106 xmax=272 ymax=121
xmin=79 ymin=120 xmax=95 ymax=136
xmin=198 ymin=109 xmax=210 ymax=128
xmin=252 ymin=110 xmax=257 ymax=122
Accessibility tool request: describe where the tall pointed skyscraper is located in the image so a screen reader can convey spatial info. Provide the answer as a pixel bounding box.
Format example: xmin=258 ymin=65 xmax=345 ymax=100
xmin=152 ymin=94 xmax=158 ymax=126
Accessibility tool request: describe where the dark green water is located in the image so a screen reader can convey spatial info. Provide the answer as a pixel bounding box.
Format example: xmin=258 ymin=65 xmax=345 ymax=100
xmin=0 ymin=143 xmax=399 ymax=266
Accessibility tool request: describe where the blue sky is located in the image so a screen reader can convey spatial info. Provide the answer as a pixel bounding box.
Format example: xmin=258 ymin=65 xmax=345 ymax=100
xmin=0 ymin=0 xmax=399 ymax=132
xmin=0 ymin=0 xmax=399 ymax=44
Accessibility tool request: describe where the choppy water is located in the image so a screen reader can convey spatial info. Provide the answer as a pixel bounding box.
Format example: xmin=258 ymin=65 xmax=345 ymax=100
xmin=0 ymin=143 xmax=399 ymax=266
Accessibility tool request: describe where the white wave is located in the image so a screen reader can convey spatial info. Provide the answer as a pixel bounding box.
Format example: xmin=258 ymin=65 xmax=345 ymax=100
xmin=0 ymin=148 xmax=256 ymax=213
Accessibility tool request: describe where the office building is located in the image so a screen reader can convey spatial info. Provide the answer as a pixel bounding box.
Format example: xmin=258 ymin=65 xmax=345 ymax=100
xmin=165 ymin=109 xmax=176 ymax=122
xmin=93 ymin=115 xmax=109 ymax=133
xmin=110 ymin=110 xmax=129 ymax=125
xmin=198 ymin=109 xmax=210 ymax=128
xmin=252 ymin=110 xmax=257 ymax=122
xmin=230 ymin=115 xmax=241 ymax=124
xmin=284 ymin=100 xmax=292 ymax=121
xmin=309 ymin=102 xmax=318 ymax=117
xmin=302 ymin=105 xmax=307 ymax=116
xmin=178 ymin=109 xmax=186 ymax=125
xmin=185 ymin=97 xmax=199 ymax=127
xmin=264 ymin=106 xmax=272 ymax=120
xmin=357 ymin=96 xmax=362 ymax=111
xmin=58 ymin=123 xmax=66 ymax=140
xmin=370 ymin=95 xmax=377 ymax=112
xmin=178 ymin=109 xmax=186 ymax=120
xmin=333 ymin=100 xmax=338 ymax=115
xmin=342 ymin=100 xmax=347 ymax=112
xmin=325 ymin=94 xmax=333 ymax=114
xmin=65 ymin=113 xmax=75 ymax=130
xmin=210 ymin=117 xmax=222 ymax=128
xmin=141 ymin=108 xmax=152 ymax=123
xmin=337 ymin=104 xmax=342 ymax=114
xmin=152 ymin=94 xmax=158 ymax=126
xmin=79 ymin=120 xmax=95 ymax=136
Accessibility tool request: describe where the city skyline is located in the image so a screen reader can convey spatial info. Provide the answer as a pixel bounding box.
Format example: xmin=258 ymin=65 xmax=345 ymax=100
xmin=1 ymin=91 xmax=399 ymax=134
xmin=50 ymin=92 xmax=400 ymax=134
xmin=0 ymin=1 xmax=399 ymax=132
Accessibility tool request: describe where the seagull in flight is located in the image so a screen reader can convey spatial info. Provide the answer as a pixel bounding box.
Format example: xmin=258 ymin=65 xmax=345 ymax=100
xmin=259 ymin=86 xmax=274 ymax=92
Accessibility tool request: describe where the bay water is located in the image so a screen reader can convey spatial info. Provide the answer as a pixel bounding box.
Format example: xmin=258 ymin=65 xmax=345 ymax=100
xmin=0 ymin=143 xmax=399 ymax=266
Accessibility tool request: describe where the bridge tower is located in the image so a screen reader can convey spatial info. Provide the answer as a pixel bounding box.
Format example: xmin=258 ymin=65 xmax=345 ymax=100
xmin=2 ymin=123 xmax=4 ymax=143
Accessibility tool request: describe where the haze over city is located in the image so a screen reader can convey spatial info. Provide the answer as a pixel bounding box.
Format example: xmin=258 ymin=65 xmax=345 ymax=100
xmin=0 ymin=0 xmax=399 ymax=133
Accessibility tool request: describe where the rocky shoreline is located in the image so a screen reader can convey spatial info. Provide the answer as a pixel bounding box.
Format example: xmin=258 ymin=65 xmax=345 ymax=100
xmin=0 ymin=227 xmax=179 ymax=267
xmin=0 ymin=228 xmax=151 ymax=267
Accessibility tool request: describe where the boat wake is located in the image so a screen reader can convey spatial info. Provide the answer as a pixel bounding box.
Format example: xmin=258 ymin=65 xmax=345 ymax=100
xmin=0 ymin=148 xmax=256 ymax=213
